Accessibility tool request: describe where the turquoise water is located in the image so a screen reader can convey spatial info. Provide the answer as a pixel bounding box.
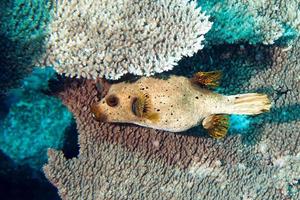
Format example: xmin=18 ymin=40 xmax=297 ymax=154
xmin=0 ymin=1 xmax=299 ymax=200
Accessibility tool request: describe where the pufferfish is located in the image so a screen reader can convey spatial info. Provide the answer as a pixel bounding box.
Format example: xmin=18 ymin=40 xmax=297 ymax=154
xmin=91 ymin=71 xmax=271 ymax=139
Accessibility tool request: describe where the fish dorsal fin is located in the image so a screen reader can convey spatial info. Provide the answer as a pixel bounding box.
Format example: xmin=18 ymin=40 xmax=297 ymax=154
xmin=191 ymin=70 xmax=222 ymax=89
xmin=202 ymin=114 xmax=229 ymax=139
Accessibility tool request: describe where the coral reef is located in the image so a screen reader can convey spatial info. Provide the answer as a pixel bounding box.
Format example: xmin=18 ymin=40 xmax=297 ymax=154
xmin=0 ymin=0 xmax=53 ymax=94
xmin=0 ymin=68 xmax=73 ymax=169
xmin=0 ymin=0 xmax=298 ymax=199
xmin=44 ymin=34 xmax=300 ymax=199
xmin=198 ymin=0 xmax=300 ymax=45
xmin=37 ymin=0 xmax=212 ymax=79
xmin=1 ymin=0 xmax=299 ymax=94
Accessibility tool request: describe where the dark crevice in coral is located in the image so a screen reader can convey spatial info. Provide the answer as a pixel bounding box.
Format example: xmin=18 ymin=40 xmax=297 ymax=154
xmin=0 ymin=34 xmax=32 ymax=94
xmin=62 ymin=119 xmax=79 ymax=159
xmin=0 ymin=94 xmax=9 ymax=120
xmin=0 ymin=150 xmax=60 ymax=200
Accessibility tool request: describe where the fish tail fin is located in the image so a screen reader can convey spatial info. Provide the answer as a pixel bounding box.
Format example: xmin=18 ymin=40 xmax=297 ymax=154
xmin=227 ymin=93 xmax=271 ymax=115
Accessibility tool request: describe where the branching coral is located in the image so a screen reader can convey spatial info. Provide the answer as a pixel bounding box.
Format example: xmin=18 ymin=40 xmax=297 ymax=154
xmin=198 ymin=0 xmax=300 ymax=45
xmin=37 ymin=0 xmax=212 ymax=80
xmin=44 ymin=33 xmax=300 ymax=200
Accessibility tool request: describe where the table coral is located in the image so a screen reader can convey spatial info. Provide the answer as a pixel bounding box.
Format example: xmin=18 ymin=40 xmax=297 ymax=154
xmin=44 ymin=33 xmax=300 ymax=199
xmin=37 ymin=0 xmax=212 ymax=80
xmin=198 ymin=0 xmax=300 ymax=45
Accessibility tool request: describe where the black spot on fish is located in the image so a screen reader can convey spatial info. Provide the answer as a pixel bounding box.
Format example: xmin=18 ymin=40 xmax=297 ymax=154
xmin=146 ymin=86 xmax=149 ymax=89
xmin=157 ymin=109 xmax=160 ymax=112
xmin=171 ymin=113 xmax=173 ymax=115
xmin=171 ymin=105 xmax=173 ymax=107
xmin=128 ymin=96 xmax=131 ymax=99
xmin=195 ymin=96 xmax=199 ymax=99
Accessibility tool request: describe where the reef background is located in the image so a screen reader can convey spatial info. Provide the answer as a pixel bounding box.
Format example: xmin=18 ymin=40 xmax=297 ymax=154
xmin=0 ymin=0 xmax=299 ymax=200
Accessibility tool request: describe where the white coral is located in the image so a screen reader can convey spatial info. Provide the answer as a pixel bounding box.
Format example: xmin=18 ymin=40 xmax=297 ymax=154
xmin=38 ymin=0 xmax=212 ymax=79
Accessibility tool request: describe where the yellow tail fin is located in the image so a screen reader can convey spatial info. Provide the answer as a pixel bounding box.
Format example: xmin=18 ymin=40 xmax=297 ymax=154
xmin=228 ymin=93 xmax=271 ymax=115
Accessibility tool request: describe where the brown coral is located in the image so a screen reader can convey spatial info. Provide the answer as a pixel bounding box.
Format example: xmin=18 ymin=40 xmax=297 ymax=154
xmin=44 ymin=39 xmax=300 ymax=199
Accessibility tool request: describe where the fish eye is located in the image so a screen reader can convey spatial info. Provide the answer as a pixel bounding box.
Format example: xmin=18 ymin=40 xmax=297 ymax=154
xmin=106 ymin=94 xmax=119 ymax=107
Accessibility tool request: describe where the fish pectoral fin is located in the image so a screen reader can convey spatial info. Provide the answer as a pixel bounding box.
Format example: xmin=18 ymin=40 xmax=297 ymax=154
xmin=146 ymin=112 xmax=160 ymax=123
xmin=202 ymin=114 xmax=229 ymax=139
xmin=191 ymin=70 xmax=222 ymax=89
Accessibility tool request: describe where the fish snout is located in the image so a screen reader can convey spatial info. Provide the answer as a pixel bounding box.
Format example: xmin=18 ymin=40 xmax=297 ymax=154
xmin=90 ymin=103 xmax=108 ymax=122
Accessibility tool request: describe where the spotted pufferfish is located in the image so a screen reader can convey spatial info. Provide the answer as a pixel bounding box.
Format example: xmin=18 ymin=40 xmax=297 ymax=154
xmin=91 ymin=71 xmax=271 ymax=139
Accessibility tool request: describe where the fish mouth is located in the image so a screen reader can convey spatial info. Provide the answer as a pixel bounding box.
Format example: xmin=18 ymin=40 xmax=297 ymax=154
xmin=90 ymin=103 xmax=108 ymax=122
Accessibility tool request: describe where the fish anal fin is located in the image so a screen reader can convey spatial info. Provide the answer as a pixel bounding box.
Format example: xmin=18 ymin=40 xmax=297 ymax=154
xmin=202 ymin=114 xmax=229 ymax=139
xmin=192 ymin=70 xmax=222 ymax=89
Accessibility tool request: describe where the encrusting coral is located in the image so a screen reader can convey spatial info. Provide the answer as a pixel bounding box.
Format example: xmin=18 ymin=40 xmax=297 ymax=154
xmin=0 ymin=0 xmax=54 ymax=94
xmin=44 ymin=35 xmax=300 ymax=199
xmin=37 ymin=0 xmax=212 ymax=80
xmin=198 ymin=0 xmax=300 ymax=45
xmin=0 ymin=68 xmax=73 ymax=169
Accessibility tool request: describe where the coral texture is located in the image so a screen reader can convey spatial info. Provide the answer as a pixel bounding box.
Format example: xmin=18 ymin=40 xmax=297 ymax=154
xmin=0 ymin=92 xmax=72 ymax=169
xmin=0 ymin=0 xmax=53 ymax=94
xmin=44 ymin=35 xmax=300 ymax=199
xmin=37 ymin=0 xmax=212 ymax=79
xmin=198 ymin=0 xmax=300 ymax=45
xmin=0 ymin=68 xmax=73 ymax=169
